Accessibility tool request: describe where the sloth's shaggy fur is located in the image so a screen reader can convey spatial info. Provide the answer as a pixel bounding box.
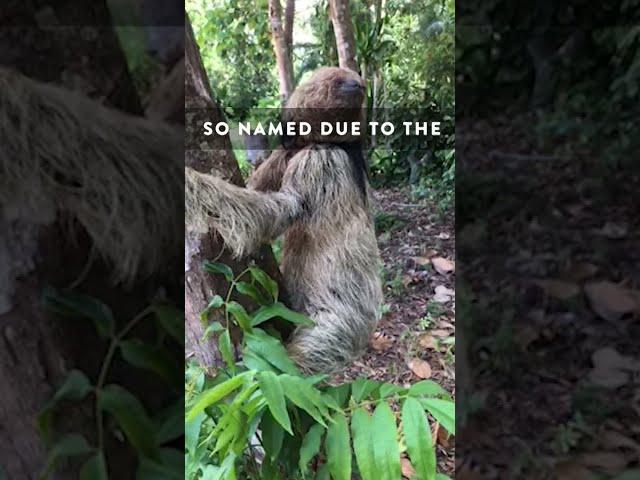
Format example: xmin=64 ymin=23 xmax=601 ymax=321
xmin=0 ymin=68 xmax=183 ymax=282
xmin=187 ymin=67 xmax=383 ymax=373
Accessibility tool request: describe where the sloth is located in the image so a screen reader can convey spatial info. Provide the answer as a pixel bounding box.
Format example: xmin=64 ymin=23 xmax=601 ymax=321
xmin=186 ymin=67 xmax=383 ymax=373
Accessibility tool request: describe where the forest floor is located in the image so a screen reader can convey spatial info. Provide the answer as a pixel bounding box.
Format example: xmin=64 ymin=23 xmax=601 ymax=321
xmin=332 ymin=186 xmax=456 ymax=478
xmin=455 ymin=111 xmax=640 ymax=479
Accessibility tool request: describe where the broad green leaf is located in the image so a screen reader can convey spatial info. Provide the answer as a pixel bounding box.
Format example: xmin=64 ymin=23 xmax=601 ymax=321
xmin=154 ymin=401 xmax=183 ymax=444
xmin=257 ymin=371 xmax=292 ymax=434
xmin=38 ymin=370 xmax=92 ymax=437
xmin=203 ymin=321 xmax=225 ymax=339
xmin=119 ymin=340 xmax=181 ymax=387
xmin=203 ymin=261 xmax=233 ymax=281
xmin=280 ymin=375 xmax=329 ymax=425
xmin=436 ymin=474 xmax=451 ymax=480
xmin=372 ymin=402 xmax=401 ymax=480
xmin=317 ymin=463 xmax=331 ymax=480
xmin=408 ymin=380 xmax=451 ymax=400
xmin=251 ymin=302 xmax=314 ymax=327
xmin=136 ymin=448 xmax=182 ymax=480
xmin=218 ymin=330 xmax=236 ymax=372
xmin=299 ymin=424 xmax=324 ymax=474
xmin=351 ymin=408 xmax=375 ymax=480
xmin=186 ymin=372 xmax=251 ymax=422
xmin=42 ymin=286 xmax=114 ymax=338
xmin=243 ymin=350 xmax=277 ymax=372
xmin=351 ymin=379 xmax=381 ymax=402
xmin=79 ymin=452 xmax=108 ymax=480
xmin=98 ymin=385 xmax=158 ymax=457
xmin=235 ymin=281 xmax=269 ymax=305
xmin=152 ymin=304 xmax=184 ymax=346
xmin=42 ymin=433 xmax=93 ymax=477
xmin=421 ymin=398 xmax=455 ymax=435
xmin=260 ymin=410 xmax=284 ymax=461
xmin=326 ymin=411 xmax=351 ymax=480
xmin=249 ymin=266 xmax=279 ymax=301
xmin=379 ymin=383 xmax=405 ymax=399
xmin=226 ymin=301 xmax=252 ymax=332
xmin=325 ymin=384 xmax=351 ymax=408
xmin=403 ymin=397 xmax=436 ymax=480
xmin=244 ymin=329 xmax=299 ymax=375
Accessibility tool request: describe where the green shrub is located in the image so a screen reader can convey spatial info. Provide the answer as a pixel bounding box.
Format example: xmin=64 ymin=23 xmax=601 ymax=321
xmin=187 ymin=264 xmax=455 ymax=480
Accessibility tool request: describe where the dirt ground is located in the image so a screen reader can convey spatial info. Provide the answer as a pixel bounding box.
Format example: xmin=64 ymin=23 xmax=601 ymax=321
xmin=332 ymin=186 xmax=456 ymax=477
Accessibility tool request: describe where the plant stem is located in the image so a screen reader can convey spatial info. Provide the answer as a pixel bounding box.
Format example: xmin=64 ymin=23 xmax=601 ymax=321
xmin=94 ymin=306 xmax=153 ymax=450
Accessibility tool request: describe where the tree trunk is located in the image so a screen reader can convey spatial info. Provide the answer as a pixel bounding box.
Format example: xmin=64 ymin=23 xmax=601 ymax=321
xmin=268 ymin=0 xmax=295 ymax=103
xmin=0 ymin=4 xmax=172 ymax=478
xmin=185 ymin=13 xmax=284 ymax=370
xmin=328 ymin=0 xmax=359 ymax=72
xmin=284 ymin=0 xmax=295 ymax=49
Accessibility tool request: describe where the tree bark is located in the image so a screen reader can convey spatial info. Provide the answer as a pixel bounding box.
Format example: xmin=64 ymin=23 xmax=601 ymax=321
xmin=184 ymin=13 xmax=284 ymax=370
xmin=268 ymin=0 xmax=295 ymax=103
xmin=284 ymin=0 xmax=295 ymax=49
xmin=328 ymin=0 xmax=359 ymax=72
xmin=0 ymin=4 xmax=170 ymax=478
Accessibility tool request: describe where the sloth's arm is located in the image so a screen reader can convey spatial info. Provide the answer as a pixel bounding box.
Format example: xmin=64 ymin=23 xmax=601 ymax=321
xmin=247 ymin=148 xmax=290 ymax=192
xmin=186 ymin=167 xmax=302 ymax=258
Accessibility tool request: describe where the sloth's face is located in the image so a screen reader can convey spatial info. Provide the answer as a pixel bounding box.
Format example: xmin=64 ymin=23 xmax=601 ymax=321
xmin=290 ymin=67 xmax=366 ymax=110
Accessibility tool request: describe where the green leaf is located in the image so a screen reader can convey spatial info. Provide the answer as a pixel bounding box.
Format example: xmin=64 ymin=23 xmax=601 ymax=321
xmin=421 ymin=398 xmax=455 ymax=435
xmin=98 ymin=385 xmax=158 ymax=458
xmin=351 ymin=408 xmax=375 ymax=480
xmin=79 ymin=452 xmax=108 ymax=480
xmin=249 ymin=266 xmax=279 ymax=301
xmin=251 ymin=302 xmax=314 ymax=327
xmin=203 ymin=321 xmax=225 ymax=339
xmin=235 ymin=281 xmax=269 ymax=305
xmin=201 ymin=296 xmax=225 ymax=322
xmin=408 ymin=380 xmax=451 ymax=399
xmin=326 ymin=412 xmax=351 ymax=480
xmin=372 ymin=402 xmax=401 ymax=480
xmin=379 ymin=383 xmax=405 ymax=398
xmin=154 ymin=401 xmax=183 ymax=444
xmin=325 ymin=384 xmax=351 ymax=408
xmin=38 ymin=370 xmax=93 ymax=437
xmin=260 ymin=410 xmax=284 ymax=461
xmin=218 ymin=330 xmax=236 ymax=372
xmin=257 ymin=371 xmax=292 ymax=435
xmin=280 ymin=375 xmax=328 ymax=426
xmin=41 ymin=433 xmax=93 ymax=478
xmin=186 ymin=372 xmax=251 ymax=422
xmin=299 ymin=424 xmax=324 ymax=474
xmin=42 ymin=286 xmax=114 ymax=338
xmin=204 ymin=261 xmax=233 ymax=281
xmin=152 ymin=304 xmax=184 ymax=346
xmin=317 ymin=463 xmax=331 ymax=480
xmin=244 ymin=329 xmax=299 ymax=375
xmin=351 ymin=379 xmax=381 ymax=402
xmin=226 ymin=301 xmax=252 ymax=332
xmin=119 ymin=340 xmax=181 ymax=388
xmin=403 ymin=397 xmax=436 ymax=480
xmin=243 ymin=350 xmax=277 ymax=372
xmin=137 ymin=448 xmax=183 ymax=480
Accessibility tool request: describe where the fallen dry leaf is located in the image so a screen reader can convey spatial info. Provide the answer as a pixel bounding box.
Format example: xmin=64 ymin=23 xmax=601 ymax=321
xmin=430 ymin=329 xmax=452 ymax=338
xmin=554 ymin=461 xmax=596 ymax=480
xmin=408 ymin=358 xmax=432 ymax=379
xmin=597 ymin=221 xmax=628 ymax=239
xmin=535 ymin=279 xmax=580 ymax=300
xmin=370 ymin=331 xmax=393 ymax=351
xmin=431 ymin=257 xmax=455 ymax=275
xmin=588 ymin=347 xmax=640 ymax=389
xmin=437 ymin=232 xmax=450 ymax=239
xmin=401 ymin=457 xmax=416 ymax=479
xmin=418 ymin=334 xmax=437 ymax=349
xmin=584 ymin=281 xmax=638 ymax=321
xmin=431 ymin=421 xmax=439 ymax=446
xmin=564 ymin=262 xmax=599 ymax=282
xmin=437 ymin=425 xmax=451 ymax=447
xmin=579 ymin=451 xmax=629 ymax=475
xmin=433 ymin=285 xmax=454 ymax=303
xmin=413 ymin=256 xmax=430 ymax=266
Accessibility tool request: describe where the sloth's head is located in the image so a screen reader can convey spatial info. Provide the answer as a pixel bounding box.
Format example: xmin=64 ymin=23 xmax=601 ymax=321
xmin=287 ymin=67 xmax=365 ymax=110
xmin=283 ymin=67 xmax=366 ymax=147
